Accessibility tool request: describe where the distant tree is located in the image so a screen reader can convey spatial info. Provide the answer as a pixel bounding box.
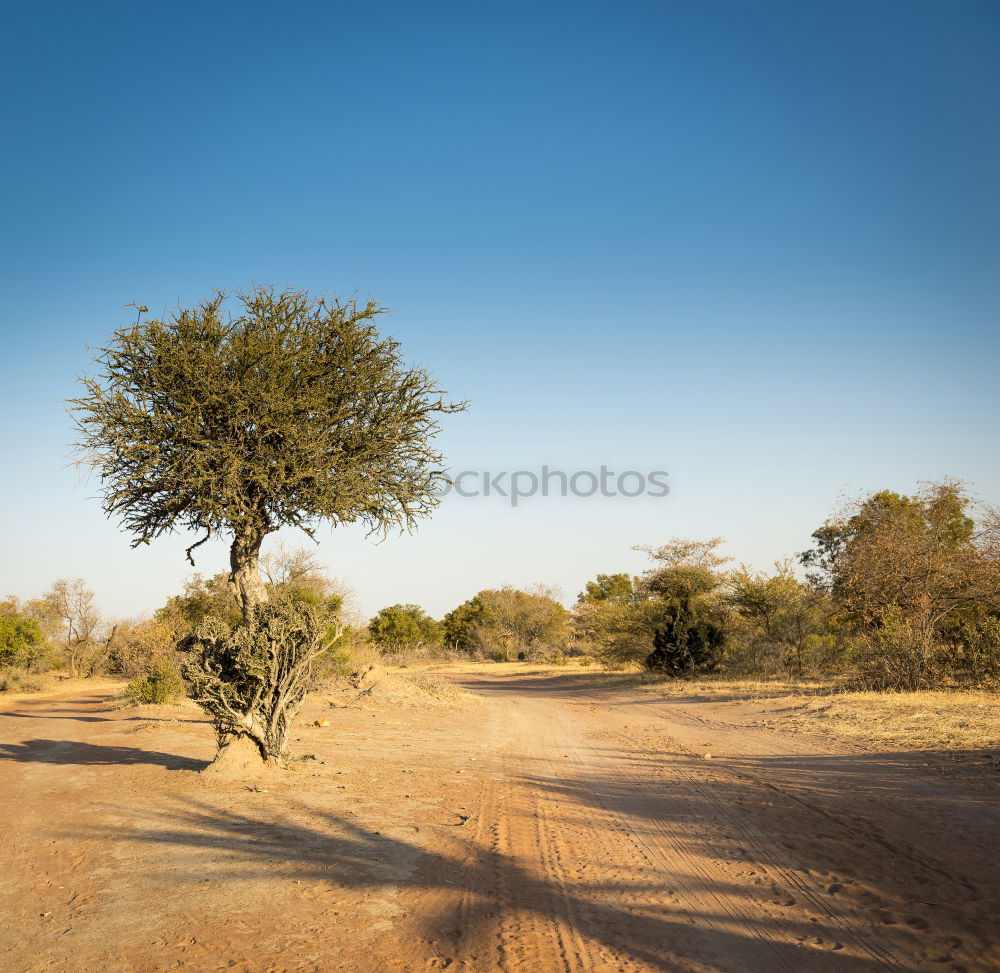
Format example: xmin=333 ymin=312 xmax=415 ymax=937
xmin=639 ymin=538 xmax=728 ymax=602
xmin=444 ymin=587 xmax=569 ymax=660
xmin=72 ymin=287 xmax=464 ymax=764
xmin=260 ymin=543 xmax=334 ymax=602
xmin=157 ymin=547 xmax=347 ymax=642
xmin=638 ymin=538 xmax=727 ymax=673
xmin=156 ymin=574 xmax=243 ymax=636
xmin=369 ymin=604 xmax=442 ymax=652
xmin=645 ymin=603 xmax=725 ymax=675
xmin=573 ymin=597 xmax=664 ymax=668
xmin=577 ymin=573 xmax=640 ymax=605
xmin=637 ymin=537 xmax=730 ymax=572
xmin=105 ymin=616 xmax=180 ymax=680
xmin=35 ymin=578 xmax=102 ymax=677
xmin=125 ymin=656 xmax=186 ymax=705
xmin=578 ymin=539 xmax=729 ymax=672
xmin=442 ymin=597 xmax=485 ymax=652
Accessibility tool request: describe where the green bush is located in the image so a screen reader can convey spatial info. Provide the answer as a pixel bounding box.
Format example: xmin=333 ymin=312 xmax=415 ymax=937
xmin=645 ymin=599 xmax=725 ymax=675
xmin=369 ymin=604 xmax=442 ymax=653
xmin=0 ymin=614 xmax=46 ymax=670
xmin=126 ymin=657 xmax=186 ymax=704
xmin=949 ymin=615 xmax=1000 ymax=688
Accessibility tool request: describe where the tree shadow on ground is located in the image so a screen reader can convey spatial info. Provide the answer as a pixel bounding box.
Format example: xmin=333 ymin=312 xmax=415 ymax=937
xmin=78 ymin=792 xmax=914 ymax=972
xmin=1 ymin=703 xmax=209 ymax=725
xmin=1 ymin=710 xmax=114 ymax=723
xmin=449 ymin=671 xmax=835 ymax=707
xmin=511 ymin=746 xmax=998 ymax=964
xmin=0 ymin=738 xmax=207 ymax=770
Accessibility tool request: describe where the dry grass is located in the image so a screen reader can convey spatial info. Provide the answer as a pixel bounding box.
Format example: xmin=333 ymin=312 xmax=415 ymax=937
xmin=777 ymin=690 xmax=1000 ymax=752
xmin=0 ymin=668 xmax=65 ymax=697
xmin=396 ymin=670 xmax=474 ymax=704
xmin=641 ymin=675 xmax=833 ymax=701
xmin=639 ymin=674 xmax=1000 ymax=753
xmin=0 ymin=669 xmax=46 ymax=694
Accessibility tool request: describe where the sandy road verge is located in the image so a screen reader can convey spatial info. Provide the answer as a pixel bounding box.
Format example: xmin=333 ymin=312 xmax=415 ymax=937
xmin=1 ymin=669 xmax=997 ymax=972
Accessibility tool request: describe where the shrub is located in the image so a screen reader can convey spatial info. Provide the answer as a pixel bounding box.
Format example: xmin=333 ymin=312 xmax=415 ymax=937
xmin=125 ymin=657 xmax=186 ymax=704
xmin=444 ymin=587 xmax=570 ymax=660
xmin=847 ymin=609 xmax=945 ymax=691
xmin=576 ymin=599 xmax=667 ymax=670
xmin=107 ymin=619 xmax=179 ymax=679
xmin=644 ymin=599 xmax=725 ymax=675
xmin=369 ymin=604 xmax=442 ymax=653
xmin=956 ymin=616 xmax=1000 ymax=687
xmin=0 ymin=667 xmax=45 ymax=693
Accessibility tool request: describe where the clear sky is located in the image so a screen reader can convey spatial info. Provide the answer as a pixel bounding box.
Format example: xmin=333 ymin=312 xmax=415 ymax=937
xmin=1 ymin=0 xmax=998 ymax=623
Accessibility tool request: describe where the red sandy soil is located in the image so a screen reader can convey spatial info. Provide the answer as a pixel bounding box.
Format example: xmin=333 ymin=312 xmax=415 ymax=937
xmin=0 ymin=665 xmax=997 ymax=972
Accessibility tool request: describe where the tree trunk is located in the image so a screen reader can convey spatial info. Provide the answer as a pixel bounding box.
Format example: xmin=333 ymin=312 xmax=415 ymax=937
xmin=230 ymin=530 xmax=268 ymax=622
xmin=197 ymin=527 xmax=328 ymax=772
xmin=207 ymin=529 xmax=271 ymax=770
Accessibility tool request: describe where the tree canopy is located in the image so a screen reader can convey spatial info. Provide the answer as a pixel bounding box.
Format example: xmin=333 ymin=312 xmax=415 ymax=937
xmin=369 ymin=604 xmax=442 ymax=652
xmin=72 ymin=287 xmax=465 ymax=617
xmin=0 ymin=611 xmax=44 ymax=668
xmin=800 ymin=480 xmax=1000 ymax=631
xmin=576 ymin=573 xmax=640 ymax=605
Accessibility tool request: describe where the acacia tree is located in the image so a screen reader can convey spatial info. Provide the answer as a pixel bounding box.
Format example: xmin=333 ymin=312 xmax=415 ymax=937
xmin=72 ymin=287 xmax=464 ymax=762
xmin=577 ymin=573 xmax=641 ymax=606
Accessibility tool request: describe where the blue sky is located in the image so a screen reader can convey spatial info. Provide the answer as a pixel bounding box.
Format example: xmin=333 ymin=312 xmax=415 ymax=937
xmin=1 ymin=0 xmax=998 ymax=622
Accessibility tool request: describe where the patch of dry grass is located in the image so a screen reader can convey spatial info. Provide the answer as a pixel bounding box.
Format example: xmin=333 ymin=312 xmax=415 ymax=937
xmin=378 ymin=660 xmax=1000 ymax=756
xmin=641 ymin=676 xmax=833 ymax=701
xmin=778 ymin=690 xmax=1000 ymax=752
xmin=642 ymin=674 xmax=1000 ymax=753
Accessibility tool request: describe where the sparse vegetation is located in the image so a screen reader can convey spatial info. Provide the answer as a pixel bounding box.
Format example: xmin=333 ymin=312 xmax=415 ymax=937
xmin=563 ymin=481 xmax=1000 ymax=690
xmin=6 ymin=481 xmax=998 ymax=707
xmin=0 ymin=668 xmax=45 ymax=694
xmin=34 ymin=578 xmax=104 ymax=677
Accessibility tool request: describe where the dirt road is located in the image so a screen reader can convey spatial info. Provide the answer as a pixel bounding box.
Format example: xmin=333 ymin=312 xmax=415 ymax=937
xmin=1 ymin=668 xmax=997 ymax=972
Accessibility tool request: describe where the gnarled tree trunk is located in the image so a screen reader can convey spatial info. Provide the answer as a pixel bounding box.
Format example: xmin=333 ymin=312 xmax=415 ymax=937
xmin=189 ymin=600 xmax=337 ymax=771
xmin=185 ymin=530 xmax=337 ymax=773
xmin=229 ymin=529 xmax=268 ymax=622
xmin=211 ymin=528 xmax=270 ymax=767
